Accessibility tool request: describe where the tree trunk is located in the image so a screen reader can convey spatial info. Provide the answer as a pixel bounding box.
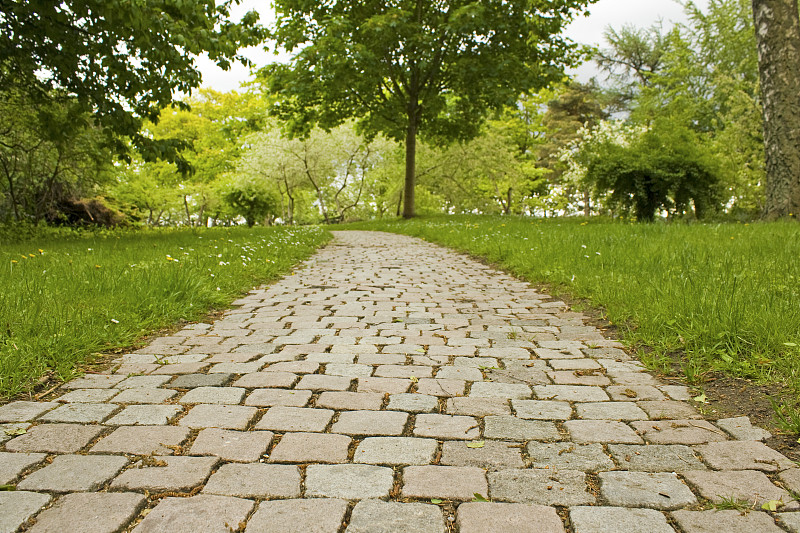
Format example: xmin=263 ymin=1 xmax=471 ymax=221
xmin=753 ymin=0 xmax=800 ymax=219
xmin=403 ymin=112 xmax=417 ymax=219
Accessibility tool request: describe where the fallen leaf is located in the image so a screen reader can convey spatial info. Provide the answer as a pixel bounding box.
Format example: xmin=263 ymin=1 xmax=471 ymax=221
xmin=0 ymin=484 xmax=15 ymax=491
xmin=762 ymin=499 xmax=784 ymax=511
xmin=472 ymin=493 xmax=489 ymax=502
xmin=430 ymin=498 xmax=443 ymax=504
xmin=409 ymin=376 xmax=419 ymax=383
xmin=692 ymin=393 xmax=708 ymax=404
xmin=4 ymin=428 xmax=26 ymax=436
xmin=466 ymin=441 xmax=485 ymax=449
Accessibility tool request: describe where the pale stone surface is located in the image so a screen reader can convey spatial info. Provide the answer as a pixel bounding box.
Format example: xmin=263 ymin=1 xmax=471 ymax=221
xmin=570 ymin=506 xmax=675 ymax=533
xmin=778 ymin=512 xmax=800 ymax=532
xmin=527 ymin=442 xmax=614 ymax=471
xmin=62 ymin=374 xmax=125 ymax=389
xmin=255 ymin=406 xmax=333 ymax=432
xmin=413 ymin=414 xmax=480 ymax=439
xmin=131 ymin=495 xmax=254 ymax=533
xmin=17 ymin=454 xmax=128 ymax=492
xmin=268 ymin=432 xmax=351 ymax=463
xmin=296 ymin=374 xmax=353 ymax=391
xmin=91 ymin=426 xmax=190 ymax=456
xmin=318 ymin=391 xmax=384 ymax=410
xmin=37 ymin=403 xmax=117 ymax=423
xmin=457 ymin=502 xmax=565 ymax=533
xmin=245 ymin=388 xmax=311 ymax=407
xmin=608 ymin=444 xmax=704 ymax=472
xmin=178 ymin=404 xmax=257 ymax=429
xmin=105 ymin=405 xmax=183 ymax=426
xmin=115 ymin=375 xmax=172 ymax=389
xmin=469 ymin=382 xmax=531 ymax=399
xmin=170 ymin=373 xmax=233 ymax=388
xmin=695 ymin=441 xmax=794 ymax=471
xmin=714 ymin=417 xmax=771 ymax=441
xmin=402 ymin=465 xmax=488 ymax=501
xmin=27 ymin=492 xmax=146 ymax=533
xmin=330 ymin=410 xmax=408 ymax=436
xmin=387 ymin=393 xmax=438 ymax=413
xmin=247 ymin=499 xmax=348 ymax=533
xmin=446 ymin=397 xmax=511 ymax=416
xmin=576 ymin=401 xmax=648 ymax=420
xmin=565 ymin=420 xmax=643 ymax=444
xmin=0 ymin=401 xmax=58 ymax=422
xmin=232 ymin=371 xmax=296 ymax=388
xmin=484 ymin=416 xmax=559 ymax=441
xmin=533 ymin=385 xmax=609 ymax=402
xmin=682 ymin=470 xmax=790 ymax=505
xmin=512 ymin=400 xmax=572 ymax=420
xmin=305 ymin=464 xmax=394 ymax=499
xmin=354 ymin=437 xmax=437 ymax=465
xmin=4 ymin=423 xmax=103 ymax=453
xmin=0 ymin=452 xmax=47 ymax=485
xmin=189 ymin=428 xmax=273 ymax=462
xmin=0 ymin=491 xmax=51 ymax=533
xmin=599 ymin=471 xmax=697 ymax=510
xmin=489 ymin=469 xmax=595 ymax=505
xmin=672 ymin=510 xmax=785 ymax=533
xmin=203 ymin=463 xmax=300 ymax=498
xmin=631 ymin=419 xmax=727 ymax=444
xmin=357 ymin=377 xmax=411 ymax=394
xmin=346 ymin=500 xmax=445 ymax=533
xmin=637 ymin=401 xmax=701 ymax=420
xmin=111 ymin=388 xmax=177 ymax=404
xmin=440 ymin=440 xmax=525 ymax=469
xmin=111 ymin=456 xmax=218 ymax=492
xmin=179 ymin=386 xmax=245 ymax=405
xmin=57 ymin=389 xmax=118 ymax=403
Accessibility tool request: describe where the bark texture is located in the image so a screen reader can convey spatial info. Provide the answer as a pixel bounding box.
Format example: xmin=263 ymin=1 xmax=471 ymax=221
xmin=753 ymin=0 xmax=800 ymax=219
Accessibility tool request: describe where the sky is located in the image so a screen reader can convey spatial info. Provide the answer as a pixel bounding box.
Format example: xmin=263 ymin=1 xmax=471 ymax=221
xmin=196 ymin=0 xmax=710 ymax=93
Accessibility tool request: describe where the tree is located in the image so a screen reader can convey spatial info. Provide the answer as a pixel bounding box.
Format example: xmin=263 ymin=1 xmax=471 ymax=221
xmin=751 ymin=0 xmax=800 ymax=219
xmin=0 ymin=0 xmax=263 ymax=167
xmin=266 ymin=0 xmax=595 ymax=218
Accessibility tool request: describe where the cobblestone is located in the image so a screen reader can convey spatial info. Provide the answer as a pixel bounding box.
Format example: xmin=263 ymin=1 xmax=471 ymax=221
xmin=4 ymin=231 xmax=793 ymax=532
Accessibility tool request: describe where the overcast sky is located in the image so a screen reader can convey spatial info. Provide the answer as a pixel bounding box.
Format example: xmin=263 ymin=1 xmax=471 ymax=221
xmin=195 ymin=0 xmax=709 ymax=93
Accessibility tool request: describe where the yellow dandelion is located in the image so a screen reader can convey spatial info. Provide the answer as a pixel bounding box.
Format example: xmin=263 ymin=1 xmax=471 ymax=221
xmin=11 ymin=260 xmax=18 ymax=264
xmin=29 ymin=253 xmax=35 ymax=258
xmin=38 ymin=249 xmax=44 ymax=254
xmin=21 ymin=254 xmax=27 ymax=259
xmin=95 ymin=264 xmax=101 ymax=268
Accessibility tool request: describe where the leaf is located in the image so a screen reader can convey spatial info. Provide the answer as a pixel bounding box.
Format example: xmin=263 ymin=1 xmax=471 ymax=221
xmin=762 ymin=499 xmax=784 ymax=511
xmin=466 ymin=441 xmax=485 ymax=448
xmin=4 ymin=428 xmax=26 ymax=436
xmin=472 ymin=493 xmax=489 ymax=502
xmin=430 ymin=498 xmax=443 ymax=504
xmin=692 ymin=393 xmax=708 ymax=403
xmin=0 ymin=484 xmax=16 ymax=491
xmin=409 ymin=376 xmax=419 ymax=383
xmin=784 ymin=343 xmax=798 ymax=348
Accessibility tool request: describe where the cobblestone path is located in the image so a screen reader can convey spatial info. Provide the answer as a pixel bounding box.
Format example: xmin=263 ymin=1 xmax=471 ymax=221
xmin=1 ymin=231 xmax=799 ymax=532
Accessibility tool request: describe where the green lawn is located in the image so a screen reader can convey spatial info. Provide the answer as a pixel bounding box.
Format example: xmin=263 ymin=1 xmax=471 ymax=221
xmin=344 ymin=216 xmax=800 ymax=395
xmin=0 ymin=226 xmax=330 ymax=399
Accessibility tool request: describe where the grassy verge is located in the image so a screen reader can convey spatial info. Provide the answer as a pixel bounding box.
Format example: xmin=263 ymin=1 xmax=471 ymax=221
xmin=0 ymin=226 xmax=330 ymax=399
xmin=343 ymin=216 xmax=800 ymax=394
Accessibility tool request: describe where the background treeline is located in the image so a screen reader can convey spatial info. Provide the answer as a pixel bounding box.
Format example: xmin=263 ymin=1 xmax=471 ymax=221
xmin=0 ymin=0 xmax=768 ymax=227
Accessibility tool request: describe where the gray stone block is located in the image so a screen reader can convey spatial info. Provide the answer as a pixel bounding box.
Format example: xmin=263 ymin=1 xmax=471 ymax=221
xmin=111 ymin=456 xmax=218 ymax=492
xmin=0 ymin=491 xmax=51 ymax=533
xmin=17 ymin=454 xmax=128 ymax=492
xmin=512 ymin=400 xmax=572 ymax=420
xmin=105 ymin=405 xmax=183 ymax=426
xmin=0 ymin=451 xmax=47 ymax=484
xmin=5 ymin=423 xmax=104 ymax=453
xmin=402 ymin=465 xmax=488 ymax=501
xmin=91 ymin=426 xmax=190 ymax=456
xmin=570 ymin=506 xmax=674 ymax=533
xmin=255 ymin=406 xmax=333 ymax=432
xmin=27 ymin=492 xmax=146 ymax=533
xmin=268 ymin=432 xmax=351 ymax=463
xmin=672 ymin=509 xmax=785 ymax=533
xmin=189 ymin=428 xmax=273 ymax=462
xmin=247 ymin=499 xmax=348 ymax=533
xmin=0 ymin=401 xmax=58 ymax=422
xmin=457 ymin=502 xmax=565 ymax=533
xmin=599 ymin=471 xmax=697 ymax=510
xmin=178 ymin=404 xmax=257 ymax=429
xmin=203 ymin=463 xmax=300 ymax=498
xmin=170 ymin=373 xmax=234 ymax=388
xmin=488 ymin=469 xmax=595 ymax=505
xmin=131 ymin=495 xmax=254 ymax=533
xmin=527 ymin=442 xmax=614 ymax=472
xmin=387 ymin=393 xmax=438 ymax=413
xmin=484 ymin=416 xmax=559 ymax=441
xmin=37 ymin=403 xmax=118 ymax=423
xmin=346 ymin=500 xmax=445 ymax=533
xmin=608 ymin=444 xmax=704 ymax=472
xmin=305 ymin=464 xmax=394 ymax=499
xmin=330 ymin=410 xmax=408 ymax=436
xmin=354 ymin=437 xmax=437 ymax=466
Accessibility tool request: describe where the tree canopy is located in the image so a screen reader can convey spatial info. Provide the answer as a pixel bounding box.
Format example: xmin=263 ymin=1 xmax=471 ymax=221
xmin=266 ymin=0 xmax=596 ymax=217
xmin=0 ymin=0 xmax=264 ymax=167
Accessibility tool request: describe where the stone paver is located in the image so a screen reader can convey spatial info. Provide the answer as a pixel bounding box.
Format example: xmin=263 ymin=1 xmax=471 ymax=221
xmin=27 ymin=492 xmax=146 ymax=533
xmin=305 ymin=464 xmax=394 ymax=499
xmin=247 ymin=499 xmax=348 ymax=533
xmin=3 ymin=230 xmax=794 ymax=532
xmin=599 ymin=471 xmax=697 ymax=510
xmin=0 ymin=451 xmax=47 ymax=484
xmin=672 ymin=509 xmax=785 ymax=533
xmin=354 ymin=437 xmax=437 ymax=465
xmin=91 ymin=426 xmax=190 ymax=456
xmin=111 ymin=456 xmax=218 ymax=492
xmin=203 ymin=463 xmax=301 ymax=498
xmin=570 ymin=506 xmax=675 ymax=533
xmin=402 ymin=465 xmax=488 ymax=501
xmin=131 ymin=495 xmax=254 ymax=533
xmin=457 ymin=502 xmax=565 ymax=533
xmin=347 ymin=500 xmax=445 ymax=533
xmin=17 ymin=454 xmax=128 ymax=492
xmin=190 ymin=428 xmax=273 ymax=462
xmin=0 ymin=491 xmax=52 ymax=533
xmin=268 ymin=432 xmax=351 ymax=463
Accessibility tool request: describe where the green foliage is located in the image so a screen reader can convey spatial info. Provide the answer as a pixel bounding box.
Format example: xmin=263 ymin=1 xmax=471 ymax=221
xmin=0 ymin=0 xmax=264 ymax=168
xmin=266 ymin=0 xmax=596 ymax=216
xmin=343 ymin=215 xmax=800 ymax=393
xmin=0 ymin=226 xmax=329 ymax=398
xmin=223 ymin=179 xmax=280 ymax=227
xmin=583 ymin=119 xmax=723 ymax=220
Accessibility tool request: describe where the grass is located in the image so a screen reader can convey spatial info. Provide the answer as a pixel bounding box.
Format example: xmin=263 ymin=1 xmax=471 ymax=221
xmin=343 ymin=215 xmax=800 ymax=395
xmin=0 ymin=225 xmax=330 ymax=399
